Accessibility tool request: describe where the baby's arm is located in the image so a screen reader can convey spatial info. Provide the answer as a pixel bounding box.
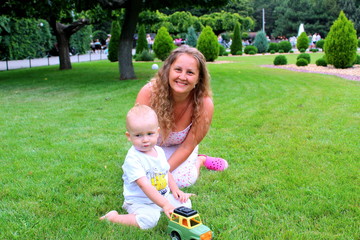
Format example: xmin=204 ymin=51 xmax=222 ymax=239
xmin=136 ymin=176 xmax=175 ymax=218
xmin=168 ymin=172 xmax=194 ymax=203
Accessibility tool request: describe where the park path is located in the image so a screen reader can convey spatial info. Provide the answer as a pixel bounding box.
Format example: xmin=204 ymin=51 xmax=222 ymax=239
xmin=0 ymin=50 xmax=138 ymax=71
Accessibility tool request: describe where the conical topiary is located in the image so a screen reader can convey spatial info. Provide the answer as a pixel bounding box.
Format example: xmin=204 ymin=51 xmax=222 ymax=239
xmin=153 ymin=26 xmax=175 ymax=61
xmin=136 ymin=25 xmax=148 ymax=55
xmin=197 ymin=26 xmax=219 ymax=61
xmin=186 ymin=26 xmax=197 ymax=47
xmin=296 ymin=32 xmax=309 ymax=52
xmin=254 ymin=31 xmax=268 ymax=53
xmin=230 ymin=22 xmax=242 ymax=55
xmin=324 ymin=11 xmax=358 ymax=68
xmin=107 ymin=20 xmax=121 ymax=62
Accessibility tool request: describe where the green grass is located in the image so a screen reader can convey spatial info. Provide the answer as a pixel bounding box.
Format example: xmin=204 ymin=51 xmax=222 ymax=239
xmin=1 ymin=53 xmax=359 ymax=239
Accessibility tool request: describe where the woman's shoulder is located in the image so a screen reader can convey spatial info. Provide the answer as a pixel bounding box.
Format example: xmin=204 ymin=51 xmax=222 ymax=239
xmin=202 ymin=95 xmax=214 ymax=110
xmin=136 ymin=82 xmax=153 ymax=105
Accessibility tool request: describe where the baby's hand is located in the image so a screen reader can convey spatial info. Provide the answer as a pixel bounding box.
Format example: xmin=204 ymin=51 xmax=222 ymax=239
xmin=99 ymin=210 xmax=119 ymax=222
xmin=173 ymin=189 xmax=195 ymax=203
xmin=162 ymin=203 xmax=176 ymax=219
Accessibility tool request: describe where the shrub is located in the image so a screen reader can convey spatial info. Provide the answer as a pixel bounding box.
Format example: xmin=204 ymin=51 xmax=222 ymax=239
xmin=248 ymin=50 xmax=256 ymax=55
xmin=354 ymin=55 xmax=360 ymax=64
xmin=186 ymin=26 xmax=197 ymax=47
xmin=316 ymin=58 xmax=327 ymax=66
xmin=244 ymin=45 xmax=258 ymax=54
xmin=300 ymin=48 xmax=306 ymax=53
xmin=254 ymin=31 xmax=268 ymax=53
xmin=230 ymin=22 xmax=242 ymax=55
xmin=197 ymin=26 xmax=219 ymax=61
xmin=270 ymin=50 xmax=275 ymax=54
xmin=268 ymin=42 xmax=279 ymax=52
xmin=135 ymin=50 xmax=154 ymax=61
xmin=290 ymin=50 xmax=294 ymax=53
xmin=310 ymin=48 xmax=319 ymax=53
xmin=107 ymin=20 xmax=121 ymax=62
xmin=273 ymin=55 xmax=287 ymax=65
xmin=358 ymin=39 xmax=360 ymax=48
xmin=297 ymin=32 xmax=309 ymax=52
xmin=153 ymin=27 xmax=175 ymax=61
xmin=296 ymin=58 xmax=308 ymax=66
xmin=279 ymin=49 xmax=284 ymax=53
xmin=135 ymin=25 xmax=148 ymax=55
xmin=297 ymin=53 xmax=311 ymax=63
xmin=278 ymin=41 xmax=292 ymax=53
xmin=218 ymin=44 xmax=227 ymax=56
xmin=316 ymin=39 xmax=325 ymax=49
xmin=324 ymin=11 xmax=358 ymax=68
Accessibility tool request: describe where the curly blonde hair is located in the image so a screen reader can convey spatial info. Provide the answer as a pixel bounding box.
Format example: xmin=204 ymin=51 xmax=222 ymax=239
xmin=149 ymin=45 xmax=212 ymax=142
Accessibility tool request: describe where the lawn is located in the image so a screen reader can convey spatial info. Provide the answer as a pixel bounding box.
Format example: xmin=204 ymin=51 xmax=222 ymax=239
xmin=1 ymin=53 xmax=359 ymax=239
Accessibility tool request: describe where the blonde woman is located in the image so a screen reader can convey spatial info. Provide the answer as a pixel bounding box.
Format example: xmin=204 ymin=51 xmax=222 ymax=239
xmin=136 ymin=45 xmax=228 ymax=188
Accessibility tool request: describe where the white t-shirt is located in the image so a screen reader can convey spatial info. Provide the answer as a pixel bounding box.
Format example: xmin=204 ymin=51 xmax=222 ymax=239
xmin=122 ymin=145 xmax=170 ymax=204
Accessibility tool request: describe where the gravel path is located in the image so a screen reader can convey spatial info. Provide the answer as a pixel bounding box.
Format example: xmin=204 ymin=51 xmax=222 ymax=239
xmin=261 ymin=64 xmax=360 ymax=81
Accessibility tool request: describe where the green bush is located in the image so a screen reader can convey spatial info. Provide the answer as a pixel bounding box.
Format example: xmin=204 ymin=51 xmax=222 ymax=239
xmin=70 ymin=25 xmax=92 ymax=55
xmin=153 ymin=26 xmax=175 ymax=61
xmin=279 ymin=49 xmax=284 ymax=53
xmin=354 ymin=55 xmax=360 ymax=64
xmin=300 ymin=48 xmax=306 ymax=53
xmin=296 ymin=58 xmax=308 ymax=66
xmin=235 ymin=50 xmax=242 ymax=55
xmin=297 ymin=32 xmax=309 ymax=52
xmin=135 ymin=50 xmax=154 ymax=61
xmin=270 ymin=50 xmax=275 ymax=54
xmin=358 ymin=39 xmax=360 ymax=48
xmin=218 ymin=44 xmax=227 ymax=56
xmin=230 ymin=22 xmax=242 ymax=55
xmin=324 ymin=11 xmax=358 ymax=68
xmin=254 ymin=31 xmax=268 ymax=53
xmin=3 ymin=18 xmax=52 ymax=60
xmin=278 ymin=41 xmax=292 ymax=53
xmin=316 ymin=39 xmax=325 ymax=49
xmin=316 ymin=58 xmax=327 ymax=66
xmin=290 ymin=50 xmax=294 ymax=53
xmin=268 ymin=42 xmax=279 ymax=52
xmin=186 ymin=26 xmax=197 ymax=47
xmin=310 ymin=48 xmax=319 ymax=53
xmin=108 ymin=20 xmax=121 ymax=62
xmin=244 ymin=45 xmax=258 ymax=54
xmin=136 ymin=25 xmax=148 ymax=54
xmin=273 ymin=55 xmax=287 ymax=65
xmin=248 ymin=50 xmax=256 ymax=55
xmin=297 ymin=53 xmax=311 ymax=63
xmin=197 ymin=26 xmax=219 ymax=61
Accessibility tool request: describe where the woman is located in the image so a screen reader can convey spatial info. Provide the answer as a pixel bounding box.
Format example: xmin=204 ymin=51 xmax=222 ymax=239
xmin=136 ymin=45 xmax=228 ymax=188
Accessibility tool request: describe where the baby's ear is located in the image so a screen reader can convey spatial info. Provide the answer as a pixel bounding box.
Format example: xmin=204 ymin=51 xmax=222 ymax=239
xmin=125 ymin=131 xmax=130 ymax=139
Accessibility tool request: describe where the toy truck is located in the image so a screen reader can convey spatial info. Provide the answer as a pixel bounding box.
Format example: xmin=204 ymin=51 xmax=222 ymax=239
xmin=167 ymin=206 xmax=213 ymax=240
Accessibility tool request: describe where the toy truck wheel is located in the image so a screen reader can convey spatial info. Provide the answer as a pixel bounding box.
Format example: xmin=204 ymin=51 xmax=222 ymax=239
xmin=170 ymin=231 xmax=181 ymax=240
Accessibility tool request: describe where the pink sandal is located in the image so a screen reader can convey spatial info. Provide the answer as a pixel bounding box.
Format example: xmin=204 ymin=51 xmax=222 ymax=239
xmin=199 ymin=155 xmax=228 ymax=171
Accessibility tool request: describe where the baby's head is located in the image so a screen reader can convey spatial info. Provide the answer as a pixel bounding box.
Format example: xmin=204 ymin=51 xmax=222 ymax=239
xmin=126 ymin=105 xmax=159 ymax=153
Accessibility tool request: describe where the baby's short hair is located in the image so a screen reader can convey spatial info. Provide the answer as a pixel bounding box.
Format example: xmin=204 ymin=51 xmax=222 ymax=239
xmin=126 ymin=104 xmax=158 ymax=131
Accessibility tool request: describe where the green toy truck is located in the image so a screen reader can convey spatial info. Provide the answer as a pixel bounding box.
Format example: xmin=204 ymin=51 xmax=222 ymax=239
xmin=167 ymin=206 xmax=213 ymax=240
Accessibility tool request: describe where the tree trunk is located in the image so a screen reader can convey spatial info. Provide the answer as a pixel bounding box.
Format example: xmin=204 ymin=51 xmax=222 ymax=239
xmin=55 ymin=22 xmax=72 ymax=70
xmin=51 ymin=19 xmax=89 ymax=70
xmin=118 ymin=0 xmax=142 ymax=80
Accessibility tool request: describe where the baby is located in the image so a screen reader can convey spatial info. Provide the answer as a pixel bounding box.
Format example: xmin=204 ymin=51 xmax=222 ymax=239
xmin=100 ymin=104 xmax=193 ymax=229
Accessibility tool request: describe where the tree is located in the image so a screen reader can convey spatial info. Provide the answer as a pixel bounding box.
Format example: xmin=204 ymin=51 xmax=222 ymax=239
xmin=108 ymin=20 xmax=121 ymax=62
xmin=136 ymin=25 xmax=148 ymax=54
xmin=153 ymin=27 xmax=175 ymax=61
xmin=1 ymin=0 xmax=91 ymax=70
xmin=324 ymin=11 xmax=358 ymax=68
xmin=186 ymin=26 xmax=198 ymax=47
xmin=230 ymin=22 xmax=242 ymax=55
xmin=297 ymin=32 xmax=309 ymax=52
xmin=197 ymin=26 xmax=219 ymax=61
xmin=254 ymin=30 xmax=268 ymax=53
xmin=91 ymin=0 xmax=229 ymax=79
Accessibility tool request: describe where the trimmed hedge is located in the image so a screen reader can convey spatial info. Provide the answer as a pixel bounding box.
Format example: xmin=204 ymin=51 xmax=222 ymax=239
xmin=274 ymin=55 xmax=287 ymax=65
xmin=197 ymin=26 xmax=219 ymax=62
xmin=296 ymin=58 xmax=308 ymax=66
xmin=153 ymin=26 xmax=175 ymax=61
xmin=297 ymin=53 xmax=311 ymax=64
xmin=244 ymin=45 xmax=258 ymax=54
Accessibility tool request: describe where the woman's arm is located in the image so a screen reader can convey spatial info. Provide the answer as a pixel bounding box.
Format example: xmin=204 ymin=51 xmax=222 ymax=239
xmin=167 ymin=96 xmax=214 ymax=171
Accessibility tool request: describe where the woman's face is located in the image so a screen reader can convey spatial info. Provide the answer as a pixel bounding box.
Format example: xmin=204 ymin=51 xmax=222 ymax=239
xmin=168 ymin=54 xmax=199 ymax=96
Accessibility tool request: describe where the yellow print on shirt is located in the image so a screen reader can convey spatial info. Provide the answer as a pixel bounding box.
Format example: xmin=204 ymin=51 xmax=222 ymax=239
xmin=150 ymin=172 xmax=167 ymax=191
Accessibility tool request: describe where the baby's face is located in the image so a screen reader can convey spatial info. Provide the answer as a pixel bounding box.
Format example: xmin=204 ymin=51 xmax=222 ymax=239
xmin=126 ymin=117 xmax=159 ymax=154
